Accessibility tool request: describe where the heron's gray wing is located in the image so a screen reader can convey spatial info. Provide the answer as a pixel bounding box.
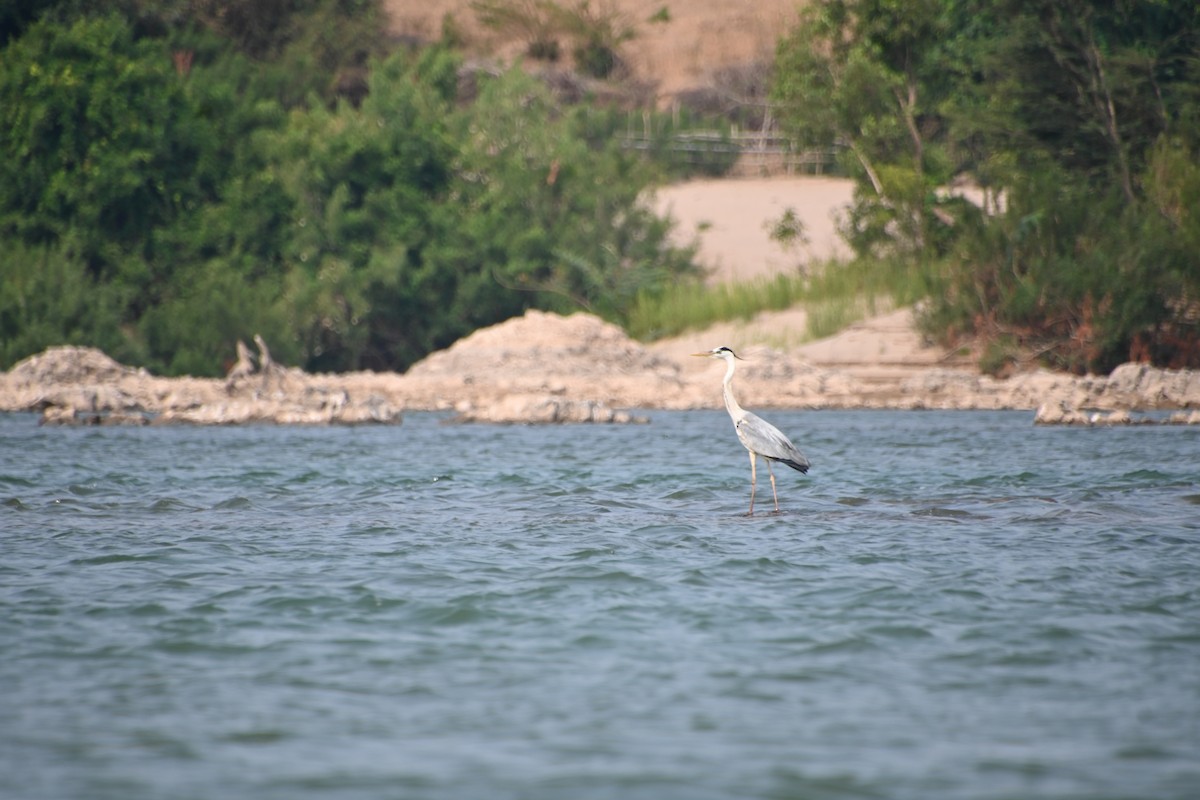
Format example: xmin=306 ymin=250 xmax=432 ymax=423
xmin=736 ymin=412 xmax=810 ymax=473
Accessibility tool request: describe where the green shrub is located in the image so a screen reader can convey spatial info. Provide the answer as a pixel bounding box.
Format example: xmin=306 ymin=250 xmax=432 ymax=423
xmin=0 ymin=242 xmax=135 ymax=367
xmin=978 ymin=335 xmax=1018 ymax=377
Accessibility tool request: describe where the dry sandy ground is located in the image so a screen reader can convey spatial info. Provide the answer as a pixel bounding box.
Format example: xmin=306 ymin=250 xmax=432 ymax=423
xmin=652 ymin=176 xmax=855 ymax=285
xmin=646 ymin=175 xmax=947 ymax=377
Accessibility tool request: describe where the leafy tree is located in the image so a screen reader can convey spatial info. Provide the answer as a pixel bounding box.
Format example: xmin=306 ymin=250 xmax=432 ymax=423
xmin=961 ymin=0 xmax=1199 ymax=197
xmin=428 ymin=67 xmax=693 ymax=335
xmin=0 ymin=14 xmax=194 ymax=273
xmin=0 ymin=12 xmax=315 ymax=374
xmin=934 ymin=0 xmax=1200 ymax=371
xmin=772 ymin=0 xmax=1200 ymax=371
xmin=245 ymin=47 xmax=456 ymax=372
xmin=224 ymin=50 xmax=694 ymax=374
xmin=0 ymin=12 xmax=697 ymax=376
xmin=772 ymin=0 xmax=958 ymax=258
xmin=0 ymin=242 xmax=134 ymax=366
xmin=138 ymin=262 xmax=295 ymax=376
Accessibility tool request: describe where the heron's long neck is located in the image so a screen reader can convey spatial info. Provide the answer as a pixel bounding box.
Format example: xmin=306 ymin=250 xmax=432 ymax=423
xmin=721 ymin=359 xmax=745 ymax=420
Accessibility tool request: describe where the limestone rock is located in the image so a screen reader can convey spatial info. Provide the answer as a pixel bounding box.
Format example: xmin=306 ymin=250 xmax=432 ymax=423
xmin=5 ymin=313 xmax=1200 ymax=425
xmin=2 ymin=345 xmax=401 ymax=425
xmin=7 ymin=346 xmax=137 ymax=386
xmin=1034 ymin=401 xmax=1090 ymax=426
xmin=396 ymin=309 xmax=685 ymax=410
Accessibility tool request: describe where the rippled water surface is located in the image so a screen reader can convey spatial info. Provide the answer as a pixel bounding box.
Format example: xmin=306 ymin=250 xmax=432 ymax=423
xmin=2 ymin=410 xmax=1199 ymax=799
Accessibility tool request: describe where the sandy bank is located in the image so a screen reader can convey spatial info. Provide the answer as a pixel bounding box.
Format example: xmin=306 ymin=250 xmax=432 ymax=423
xmin=652 ymin=176 xmax=855 ymax=284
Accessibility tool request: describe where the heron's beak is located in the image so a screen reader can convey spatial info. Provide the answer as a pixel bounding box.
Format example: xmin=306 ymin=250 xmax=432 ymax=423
xmin=690 ymin=352 xmax=711 ymax=358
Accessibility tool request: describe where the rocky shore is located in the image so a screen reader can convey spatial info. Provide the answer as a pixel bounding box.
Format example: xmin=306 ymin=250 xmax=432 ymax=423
xmin=2 ymin=310 xmax=1197 ymax=426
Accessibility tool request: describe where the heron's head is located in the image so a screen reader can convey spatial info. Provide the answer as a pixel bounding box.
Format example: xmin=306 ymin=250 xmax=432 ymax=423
xmin=691 ymin=346 xmax=742 ymax=361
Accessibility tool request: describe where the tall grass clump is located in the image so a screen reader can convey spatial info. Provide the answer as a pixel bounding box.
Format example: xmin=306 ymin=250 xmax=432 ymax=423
xmin=627 ymin=272 xmax=806 ymax=340
xmin=626 ymin=256 xmax=935 ymax=342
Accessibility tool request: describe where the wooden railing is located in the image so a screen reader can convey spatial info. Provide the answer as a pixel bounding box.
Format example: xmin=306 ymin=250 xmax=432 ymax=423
xmin=619 ymin=130 xmax=839 ymax=177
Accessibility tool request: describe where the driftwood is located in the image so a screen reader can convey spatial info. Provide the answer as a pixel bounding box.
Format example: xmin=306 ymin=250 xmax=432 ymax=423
xmin=224 ymin=339 xmax=256 ymax=394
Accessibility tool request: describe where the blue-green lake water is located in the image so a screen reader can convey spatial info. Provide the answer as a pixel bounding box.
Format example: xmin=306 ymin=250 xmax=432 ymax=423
xmin=2 ymin=409 xmax=1199 ymax=800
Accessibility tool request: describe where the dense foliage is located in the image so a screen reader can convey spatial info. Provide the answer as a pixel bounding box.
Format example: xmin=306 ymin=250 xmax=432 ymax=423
xmin=773 ymin=0 xmax=1200 ymax=372
xmin=0 ymin=2 xmax=697 ymax=375
xmin=6 ymin=0 xmax=1198 ymax=377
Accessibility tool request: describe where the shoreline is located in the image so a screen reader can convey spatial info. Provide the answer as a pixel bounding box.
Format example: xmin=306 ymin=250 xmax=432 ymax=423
xmin=5 ymin=178 xmax=1196 ymax=426
xmin=3 ymin=310 xmax=1197 ymax=426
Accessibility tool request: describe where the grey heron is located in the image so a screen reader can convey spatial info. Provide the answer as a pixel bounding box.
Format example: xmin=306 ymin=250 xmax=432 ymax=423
xmin=693 ymin=346 xmax=810 ymax=514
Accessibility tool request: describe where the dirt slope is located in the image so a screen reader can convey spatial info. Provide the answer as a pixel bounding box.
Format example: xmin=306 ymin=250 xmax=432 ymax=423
xmin=383 ymin=0 xmax=799 ymax=100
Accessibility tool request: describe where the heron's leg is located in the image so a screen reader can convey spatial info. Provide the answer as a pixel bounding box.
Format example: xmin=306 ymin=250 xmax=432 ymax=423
xmin=747 ymin=451 xmax=757 ymax=515
xmin=767 ymin=459 xmax=780 ymax=512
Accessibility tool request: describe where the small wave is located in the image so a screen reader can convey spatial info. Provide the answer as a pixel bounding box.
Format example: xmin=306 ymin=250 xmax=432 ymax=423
xmin=865 ymin=623 xmax=935 ymax=640
xmin=661 ymin=486 xmax=714 ymax=501
xmin=1122 ymin=468 xmax=1173 ymax=480
xmin=570 ymin=633 xmax=613 ymax=648
xmin=47 ymin=496 xmax=84 ymax=508
xmin=149 ymin=497 xmax=202 ymax=513
xmin=258 ymin=593 xmax=342 ymax=613
xmin=235 ymin=469 xmax=283 ymax=481
xmin=910 ymin=505 xmax=976 ymax=521
xmin=0 ymin=474 xmax=36 ymax=488
xmin=1115 ymin=743 xmax=1177 ymax=760
xmin=963 ymin=470 xmax=1041 ymax=487
xmin=71 ymin=552 xmax=160 ymax=566
xmin=564 ymin=546 xmax=616 ymax=560
xmin=802 ymin=636 xmax=879 ymax=656
xmin=212 ymin=495 xmax=253 ymax=510
xmin=129 ymin=602 xmax=170 ymax=616
xmin=571 ymin=568 xmax=656 ymax=586
xmin=151 ymin=639 xmax=260 ymax=656
xmin=718 ymin=556 xmax=806 ymax=576
xmin=1008 ymin=507 xmax=1073 ymax=524
xmin=220 ymin=729 xmax=291 ymax=745
xmin=412 ymin=603 xmax=488 ymax=626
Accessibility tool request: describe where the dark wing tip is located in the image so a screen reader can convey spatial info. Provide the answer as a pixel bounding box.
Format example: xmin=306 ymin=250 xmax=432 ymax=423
xmin=781 ymin=457 xmax=810 ymax=474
